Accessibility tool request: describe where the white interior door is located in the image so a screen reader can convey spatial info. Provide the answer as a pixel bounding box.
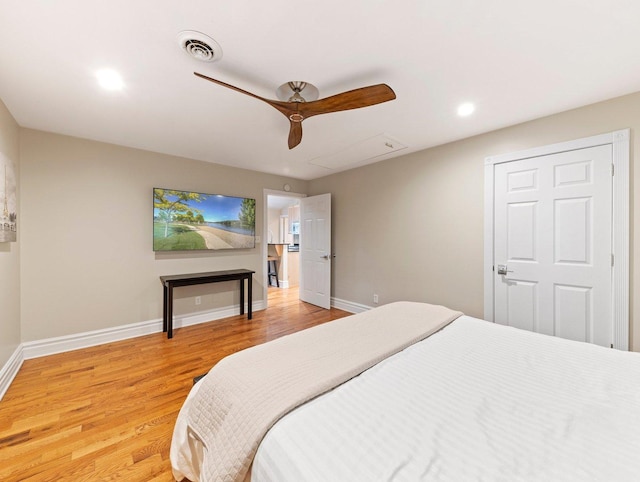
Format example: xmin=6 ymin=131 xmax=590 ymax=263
xmin=493 ymin=145 xmax=612 ymax=346
xmin=299 ymin=193 xmax=331 ymax=309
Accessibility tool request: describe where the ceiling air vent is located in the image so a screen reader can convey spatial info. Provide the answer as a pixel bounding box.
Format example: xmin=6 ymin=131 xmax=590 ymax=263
xmin=177 ymin=30 xmax=223 ymax=62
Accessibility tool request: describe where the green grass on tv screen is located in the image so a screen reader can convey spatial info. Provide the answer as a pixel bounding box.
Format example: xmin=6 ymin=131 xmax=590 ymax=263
xmin=153 ymin=223 xmax=207 ymax=251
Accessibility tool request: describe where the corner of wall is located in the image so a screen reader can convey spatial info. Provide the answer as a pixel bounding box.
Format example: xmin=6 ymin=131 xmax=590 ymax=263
xmin=0 ymin=96 xmax=22 ymax=394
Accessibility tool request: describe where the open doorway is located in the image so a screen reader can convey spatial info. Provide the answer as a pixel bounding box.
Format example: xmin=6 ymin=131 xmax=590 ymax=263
xmin=263 ymin=189 xmax=305 ymax=307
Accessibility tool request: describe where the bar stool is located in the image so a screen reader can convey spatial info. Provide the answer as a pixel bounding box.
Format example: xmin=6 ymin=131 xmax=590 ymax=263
xmin=267 ymin=256 xmax=279 ymax=287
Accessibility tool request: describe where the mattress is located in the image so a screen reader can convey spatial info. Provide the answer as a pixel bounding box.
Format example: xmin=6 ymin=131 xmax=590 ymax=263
xmin=172 ymin=313 xmax=640 ymax=481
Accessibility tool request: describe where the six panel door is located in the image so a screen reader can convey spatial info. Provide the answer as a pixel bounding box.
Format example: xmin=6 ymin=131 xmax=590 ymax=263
xmin=493 ymin=145 xmax=612 ymax=346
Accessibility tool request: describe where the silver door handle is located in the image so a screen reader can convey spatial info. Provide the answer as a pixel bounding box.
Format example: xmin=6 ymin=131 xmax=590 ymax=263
xmin=321 ymin=254 xmax=329 ymax=259
xmin=497 ymin=264 xmax=513 ymax=275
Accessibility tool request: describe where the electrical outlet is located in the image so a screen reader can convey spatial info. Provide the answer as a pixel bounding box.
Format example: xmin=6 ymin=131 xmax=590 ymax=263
xmin=373 ymin=294 xmax=379 ymax=304
xmin=195 ymin=296 xmax=201 ymax=305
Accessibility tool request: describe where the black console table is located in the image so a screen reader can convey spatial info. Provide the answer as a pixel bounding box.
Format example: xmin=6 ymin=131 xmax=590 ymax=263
xmin=160 ymin=269 xmax=255 ymax=339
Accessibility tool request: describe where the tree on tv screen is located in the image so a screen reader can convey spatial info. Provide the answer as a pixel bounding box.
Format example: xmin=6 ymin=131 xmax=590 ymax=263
xmin=154 ymin=189 xmax=206 ymax=238
xmin=239 ymin=198 xmax=255 ymax=230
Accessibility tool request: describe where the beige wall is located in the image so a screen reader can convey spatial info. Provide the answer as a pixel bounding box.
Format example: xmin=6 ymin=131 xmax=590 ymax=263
xmin=19 ymin=129 xmax=307 ymax=341
xmin=309 ymin=91 xmax=639 ymax=351
xmin=6 ymin=90 xmax=640 ymax=353
xmin=0 ymin=99 xmax=20 ymax=366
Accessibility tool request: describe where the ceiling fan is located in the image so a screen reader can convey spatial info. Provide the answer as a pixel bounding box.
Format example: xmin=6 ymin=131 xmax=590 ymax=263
xmin=194 ymin=72 xmax=396 ymax=149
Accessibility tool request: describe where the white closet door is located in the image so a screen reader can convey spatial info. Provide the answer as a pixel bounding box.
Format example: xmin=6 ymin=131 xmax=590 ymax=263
xmin=493 ymin=145 xmax=612 ymax=346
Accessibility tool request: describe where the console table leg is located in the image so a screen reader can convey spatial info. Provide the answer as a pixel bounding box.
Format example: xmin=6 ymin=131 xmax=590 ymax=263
xmin=248 ymin=275 xmax=253 ymax=320
xmin=167 ymin=285 xmax=174 ymax=339
xmin=162 ymin=285 xmax=168 ymax=333
xmin=240 ymin=279 xmax=245 ymax=316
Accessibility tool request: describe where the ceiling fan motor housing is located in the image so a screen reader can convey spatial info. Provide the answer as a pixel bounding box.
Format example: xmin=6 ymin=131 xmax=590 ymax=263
xmin=276 ymin=81 xmax=319 ymax=102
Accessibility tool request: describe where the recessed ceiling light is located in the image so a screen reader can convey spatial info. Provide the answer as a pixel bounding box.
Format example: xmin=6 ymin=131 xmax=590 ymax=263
xmin=457 ymin=102 xmax=475 ymax=117
xmin=96 ymin=69 xmax=124 ymax=91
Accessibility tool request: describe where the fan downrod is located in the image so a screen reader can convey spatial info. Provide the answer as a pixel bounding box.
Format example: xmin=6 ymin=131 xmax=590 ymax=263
xmin=276 ymin=81 xmax=319 ymax=103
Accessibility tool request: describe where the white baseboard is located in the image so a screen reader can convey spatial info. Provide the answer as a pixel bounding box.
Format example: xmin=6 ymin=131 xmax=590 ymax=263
xmin=0 ymin=345 xmax=24 ymax=401
xmin=331 ymin=297 xmax=373 ymax=314
xmin=22 ymin=319 xmax=162 ymax=360
xmin=22 ymin=300 xmax=266 ymax=360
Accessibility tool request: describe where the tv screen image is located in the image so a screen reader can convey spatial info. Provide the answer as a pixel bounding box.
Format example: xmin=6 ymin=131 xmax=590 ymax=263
xmin=153 ymin=188 xmax=256 ymax=251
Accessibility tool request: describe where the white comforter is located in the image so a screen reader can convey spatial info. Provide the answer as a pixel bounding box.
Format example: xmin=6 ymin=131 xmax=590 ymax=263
xmin=171 ymin=302 xmax=461 ymax=481
xmin=173 ymin=314 xmax=640 ymax=481
xmin=251 ymin=316 xmax=640 ymax=481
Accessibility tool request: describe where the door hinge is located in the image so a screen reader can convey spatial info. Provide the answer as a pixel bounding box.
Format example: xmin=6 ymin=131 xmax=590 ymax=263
xmin=611 ymin=343 xmax=614 ymax=349
xmin=611 ymin=253 xmax=614 ymax=267
xmin=611 ymin=164 xmax=615 ymax=176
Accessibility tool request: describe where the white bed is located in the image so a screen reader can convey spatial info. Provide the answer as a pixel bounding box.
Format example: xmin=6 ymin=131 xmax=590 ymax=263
xmin=171 ymin=304 xmax=640 ymax=482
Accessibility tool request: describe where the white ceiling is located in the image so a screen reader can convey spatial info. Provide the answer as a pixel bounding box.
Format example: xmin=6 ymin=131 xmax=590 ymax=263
xmin=1 ymin=1 xmax=640 ymax=180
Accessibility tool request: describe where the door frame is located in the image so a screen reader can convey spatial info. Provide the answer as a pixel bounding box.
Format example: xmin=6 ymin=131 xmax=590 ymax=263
xmin=263 ymin=189 xmax=306 ymax=308
xmin=483 ymin=129 xmax=630 ymax=350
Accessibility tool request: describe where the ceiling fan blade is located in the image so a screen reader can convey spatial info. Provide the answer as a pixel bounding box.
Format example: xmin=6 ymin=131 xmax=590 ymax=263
xmin=298 ymin=84 xmax=396 ymax=119
xmin=288 ymin=121 xmax=303 ymax=149
xmin=194 ymin=72 xmax=294 ymax=118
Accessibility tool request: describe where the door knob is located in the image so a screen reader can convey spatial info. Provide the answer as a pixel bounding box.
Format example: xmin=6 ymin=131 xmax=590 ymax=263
xmin=321 ymin=254 xmax=329 ymax=259
xmin=497 ymin=264 xmax=513 ymax=275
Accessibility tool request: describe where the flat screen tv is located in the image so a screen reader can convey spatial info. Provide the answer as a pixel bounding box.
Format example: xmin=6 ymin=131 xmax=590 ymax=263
xmin=153 ymin=187 xmax=255 ymax=251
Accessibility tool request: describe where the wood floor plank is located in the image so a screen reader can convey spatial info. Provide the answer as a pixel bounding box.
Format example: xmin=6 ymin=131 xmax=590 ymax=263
xmin=0 ymin=288 xmax=350 ymax=481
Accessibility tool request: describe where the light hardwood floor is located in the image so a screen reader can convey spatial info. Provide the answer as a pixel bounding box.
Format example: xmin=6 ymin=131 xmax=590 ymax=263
xmin=0 ymin=288 xmax=350 ymax=481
